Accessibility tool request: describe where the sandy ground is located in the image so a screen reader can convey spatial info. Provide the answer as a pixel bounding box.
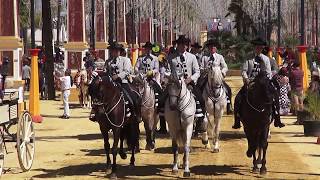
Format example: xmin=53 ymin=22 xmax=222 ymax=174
xmin=2 ymin=77 xmax=320 ymax=179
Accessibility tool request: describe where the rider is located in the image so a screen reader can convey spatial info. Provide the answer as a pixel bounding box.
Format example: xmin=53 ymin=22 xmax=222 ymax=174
xmin=190 ymin=42 xmax=203 ymax=66
xmin=200 ymin=39 xmax=233 ymax=114
xmin=232 ymin=37 xmax=285 ymax=129
xmin=104 ymin=41 xmax=139 ymax=118
xmin=166 ymin=35 xmax=206 ymax=132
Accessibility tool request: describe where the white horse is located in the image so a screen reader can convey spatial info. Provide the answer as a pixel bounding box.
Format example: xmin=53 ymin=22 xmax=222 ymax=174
xmin=136 ymin=75 xmax=159 ymax=151
xmin=201 ymin=66 xmax=227 ymax=153
xmin=164 ymin=76 xmax=196 ymax=177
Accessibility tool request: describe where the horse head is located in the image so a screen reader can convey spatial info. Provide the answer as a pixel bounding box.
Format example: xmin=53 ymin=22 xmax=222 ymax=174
xmin=251 ymin=71 xmax=274 ymax=104
xmin=207 ymin=66 xmax=224 ymax=97
xmin=166 ymin=75 xmax=184 ymax=110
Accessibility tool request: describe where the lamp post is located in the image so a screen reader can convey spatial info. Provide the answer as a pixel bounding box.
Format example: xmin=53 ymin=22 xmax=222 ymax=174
xmin=277 ymin=0 xmax=281 ymax=47
xmin=91 ymin=0 xmax=95 ymax=50
xmin=300 ymin=0 xmax=305 ymax=45
xmin=30 ymin=0 xmax=35 ymax=49
xmin=56 ymin=0 xmax=61 ymax=47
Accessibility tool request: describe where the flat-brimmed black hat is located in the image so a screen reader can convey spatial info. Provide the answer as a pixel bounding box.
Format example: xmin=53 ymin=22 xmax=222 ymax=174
xmin=191 ymin=42 xmax=202 ymax=49
xmin=251 ymin=37 xmax=267 ymax=46
xmin=175 ymin=35 xmax=189 ymax=45
xmin=108 ymin=41 xmax=123 ymax=50
xmin=205 ymin=39 xmax=219 ymax=47
xmin=142 ymin=41 xmax=154 ymax=48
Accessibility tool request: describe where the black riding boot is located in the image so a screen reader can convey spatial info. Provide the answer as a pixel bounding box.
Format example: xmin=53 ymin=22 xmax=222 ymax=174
xmin=157 ymin=115 xmax=167 ymax=134
xmin=223 ymin=81 xmax=233 ymax=115
xmin=273 ymin=99 xmax=285 ymax=128
xmin=232 ymin=90 xmax=242 ymax=129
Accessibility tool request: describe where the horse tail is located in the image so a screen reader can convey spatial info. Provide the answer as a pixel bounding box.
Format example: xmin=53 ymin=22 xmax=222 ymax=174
xmin=122 ymin=121 xmax=140 ymax=150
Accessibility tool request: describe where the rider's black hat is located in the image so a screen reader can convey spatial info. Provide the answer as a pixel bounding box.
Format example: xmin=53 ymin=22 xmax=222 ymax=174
xmin=251 ymin=37 xmax=267 ymax=46
xmin=205 ymin=39 xmax=219 ymax=47
xmin=175 ymin=35 xmax=189 ymax=45
xmin=142 ymin=41 xmax=154 ymax=48
xmin=108 ymin=41 xmax=123 ymax=50
xmin=191 ymin=42 xmax=202 ymax=49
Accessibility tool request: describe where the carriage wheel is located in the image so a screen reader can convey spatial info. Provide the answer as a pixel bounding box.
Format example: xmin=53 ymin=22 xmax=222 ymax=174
xmin=17 ymin=111 xmax=35 ymax=172
xmin=0 ymin=136 xmax=5 ymax=176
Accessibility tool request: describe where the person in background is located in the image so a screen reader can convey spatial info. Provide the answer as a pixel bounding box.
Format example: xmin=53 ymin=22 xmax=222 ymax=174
xmin=58 ymin=69 xmax=72 ymax=119
xmin=289 ymin=60 xmax=304 ymax=115
xmin=22 ymin=61 xmax=31 ymax=91
xmin=190 ymin=42 xmax=203 ymax=66
xmin=262 ymin=46 xmax=279 ymax=77
xmin=274 ymin=68 xmax=291 ymax=115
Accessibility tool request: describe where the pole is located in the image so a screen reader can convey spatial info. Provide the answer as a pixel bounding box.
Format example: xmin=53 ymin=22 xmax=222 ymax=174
xmin=91 ymin=0 xmax=95 ymax=50
xmin=115 ymin=0 xmax=118 ymax=41
xmin=30 ymin=0 xmax=35 ymax=49
xmin=300 ymin=0 xmax=305 ymax=45
xmin=56 ymin=0 xmax=61 ymax=47
xmin=277 ymin=0 xmax=281 ymax=47
xmin=153 ymin=0 xmax=157 ymax=43
xmin=267 ymin=0 xmax=271 ymax=46
xmin=131 ymin=0 xmax=135 ymax=47
xmin=316 ymin=3 xmax=319 ymax=46
xmin=108 ymin=0 xmax=114 ymax=44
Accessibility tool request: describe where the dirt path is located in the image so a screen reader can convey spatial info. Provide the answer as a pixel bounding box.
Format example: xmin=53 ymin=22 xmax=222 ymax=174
xmin=2 ymin=100 xmax=320 ymax=179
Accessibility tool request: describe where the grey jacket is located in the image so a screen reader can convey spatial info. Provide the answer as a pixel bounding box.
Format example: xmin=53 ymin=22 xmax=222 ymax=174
xmin=200 ymin=52 xmax=228 ymax=77
xmin=104 ymin=56 xmax=132 ymax=83
xmin=168 ymin=51 xmax=200 ymax=83
xmin=135 ymin=54 xmax=159 ymax=75
xmin=242 ymin=54 xmax=272 ymax=80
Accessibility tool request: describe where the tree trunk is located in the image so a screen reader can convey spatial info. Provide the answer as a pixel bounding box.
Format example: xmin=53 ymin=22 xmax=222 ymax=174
xmin=42 ymin=0 xmax=55 ymax=100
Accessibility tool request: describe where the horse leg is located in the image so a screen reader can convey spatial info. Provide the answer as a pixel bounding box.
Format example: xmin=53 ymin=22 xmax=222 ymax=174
xmin=212 ymin=116 xmax=221 ymax=153
xmin=260 ymin=129 xmax=269 ymax=175
xmin=119 ymin=129 xmax=127 ymax=160
xmin=110 ymin=128 xmax=120 ymax=179
xmin=144 ymin=121 xmax=152 ymax=150
xmin=172 ymin=140 xmax=179 ymax=175
xmin=252 ymin=151 xmax=259 ymax=173
xmin=99 ymin=125 xmax=111 ymax=171
xmin=183 ymin=124 xmax=193 ymax=177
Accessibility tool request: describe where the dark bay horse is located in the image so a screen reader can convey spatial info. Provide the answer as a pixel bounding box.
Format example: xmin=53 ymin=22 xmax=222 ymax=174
xmin=89 ymin=74 xmax=139 ymax=179
xmin=238 ymin=72 xmax=275 ymax=175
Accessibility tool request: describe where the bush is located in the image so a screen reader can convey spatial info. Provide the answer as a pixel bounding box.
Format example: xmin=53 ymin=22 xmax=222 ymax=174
xmin=305 ymin=91 xmax=320 ymax=121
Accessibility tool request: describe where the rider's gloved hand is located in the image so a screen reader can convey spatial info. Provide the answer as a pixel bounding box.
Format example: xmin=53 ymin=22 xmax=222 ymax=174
xmin=146 ymin=70 xmax=154 ymax=77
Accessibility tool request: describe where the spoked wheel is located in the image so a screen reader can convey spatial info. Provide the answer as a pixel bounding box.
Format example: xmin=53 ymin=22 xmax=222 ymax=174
xmin=17 ymin=111 xmax=35 ymax=172
xmin=0 ymin=136 xmax=5 ymax=176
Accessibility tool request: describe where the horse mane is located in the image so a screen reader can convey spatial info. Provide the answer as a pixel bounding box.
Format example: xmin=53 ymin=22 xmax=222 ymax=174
xmin=208 ymin=66 xmax=224 ymax=85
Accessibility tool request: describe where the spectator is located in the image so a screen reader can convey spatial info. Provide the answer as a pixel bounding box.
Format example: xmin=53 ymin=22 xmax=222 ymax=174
xmin=22 ymin=61 xmax=31 ymax=91
xmin=274 ymin=68 xmax=291 ymax=115
xmin=58 ymin=69 xmax=72 ymax=119
xmin=289 ymin=60 xmax=304 ymax=114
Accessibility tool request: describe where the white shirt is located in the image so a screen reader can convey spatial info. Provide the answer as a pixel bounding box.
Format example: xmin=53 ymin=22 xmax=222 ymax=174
xmin=60 ymin=76 xmax=71 ymax=91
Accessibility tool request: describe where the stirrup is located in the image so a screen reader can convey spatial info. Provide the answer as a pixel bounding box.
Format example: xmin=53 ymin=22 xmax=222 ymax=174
xmin=195 ymin=113 xmax=204 ymax=118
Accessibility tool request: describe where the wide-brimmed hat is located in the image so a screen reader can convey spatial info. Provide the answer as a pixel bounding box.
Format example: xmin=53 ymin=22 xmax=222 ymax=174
xmin=142 ymin=41 xmax=154 ymax=48
xmin=205 ymin=39 xmax=219 ymax=47
xmin=191 ymin=42 xmax=202 ymax=49
xmin=108 ymin=41 xmax=123 ymax=50
xmin=251 ymin=37 xmax=267 ymax=46
xmin=175 ymin=35 xmax=189 ymax=45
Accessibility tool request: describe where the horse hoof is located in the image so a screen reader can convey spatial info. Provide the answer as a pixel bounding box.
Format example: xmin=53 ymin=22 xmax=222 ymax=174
xmin=212 ymin=148 xmax=220 ymax=153
xmin=183 ymin=171 xmax=191 ymax=177
xmin=172 ymin=169 xmax=179 ymax=175
xmin=110 ymin=173 xmax=117 ymax=179
xmin=252 ymin=167 xmax=259 ymax=174
xmin=119 ymin=152 xmax=127 ymax=160
xmin=202 ymin=140 xmax=208 ymax=145
xmin=260 ymin=167 xmax=267 ymax=175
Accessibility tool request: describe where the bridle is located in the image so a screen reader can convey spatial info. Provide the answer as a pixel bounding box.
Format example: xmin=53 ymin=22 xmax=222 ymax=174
xmin=91 ymin=75 xmax=126 ymax=128
xmin=168 ymin=79 xmax=192 ymax=111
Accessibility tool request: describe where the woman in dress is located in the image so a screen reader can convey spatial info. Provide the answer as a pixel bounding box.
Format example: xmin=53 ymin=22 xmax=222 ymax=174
xmin=274 ymin=68 xmax=291 ymax=115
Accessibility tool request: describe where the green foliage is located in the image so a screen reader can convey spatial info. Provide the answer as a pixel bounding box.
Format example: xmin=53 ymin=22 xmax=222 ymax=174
xmin=283 ymin=34 xmax=300 ymax=49
xmin=209 ymin=31 xmax=254 ymax=68
xmin=19 ymin=0 xmax=30 ymax=28
xmin=305 ymin=91 xmax=320 ymax=121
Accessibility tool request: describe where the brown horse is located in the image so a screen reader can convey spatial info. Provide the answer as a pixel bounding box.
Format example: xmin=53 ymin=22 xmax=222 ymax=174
xmin=89 ymin=74 xmax=139 ymax=179
xmin=238 ymin=72 xmax=275 ymax=175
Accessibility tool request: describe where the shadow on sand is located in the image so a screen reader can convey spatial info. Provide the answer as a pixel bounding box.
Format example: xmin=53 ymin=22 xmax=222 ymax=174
xmin=32 ymin=163 xmax=171 ymax=179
